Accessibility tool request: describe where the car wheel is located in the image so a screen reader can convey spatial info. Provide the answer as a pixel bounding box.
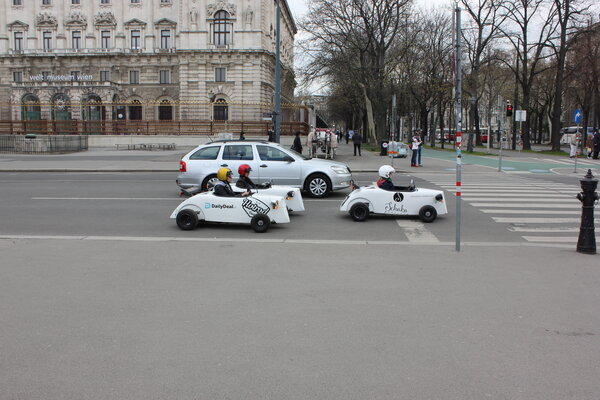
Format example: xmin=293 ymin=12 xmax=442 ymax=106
xmin=304 ymin=173 xmax=331 ymax=198
xmin=349 ymin=203 xmax=369 ymax=222
xmin=176 ymin=209 xmax=198 ymax=230
xmin=201 ymin=174 xmax=218 ymax=191
xmin=251 ymin=213 xmax=271 ymax=233
xmin=419 ymin=205 xmax=437 ymax=223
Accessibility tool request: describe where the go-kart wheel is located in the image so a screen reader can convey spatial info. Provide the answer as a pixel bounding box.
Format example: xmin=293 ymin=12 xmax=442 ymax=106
xmin=349 ymin=203 xmax=369 ymax=222
xmin=251 ymin=213 xmax=271 ymax=233
xmin=201 ymin=174 xmax=218 ymax=191
xmin=176 ymin=209 xmax=198 ymax=230
xmin=304 ymin=173 xmax=331 ymax=198
xmin=419 ymin=205 xmax=437 ymax=223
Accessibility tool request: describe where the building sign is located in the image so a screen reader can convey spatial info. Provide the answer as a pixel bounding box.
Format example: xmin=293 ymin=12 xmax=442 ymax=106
xmin=29 ymin=73 xmax=93 ymax=82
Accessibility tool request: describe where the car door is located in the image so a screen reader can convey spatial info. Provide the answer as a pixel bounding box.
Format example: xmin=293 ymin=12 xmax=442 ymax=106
xmin=219 ymin=144 xmax=258 ymax=181
xmin=370 ymin=188 xmax=409 ymax=215
xmin=255 ymin=144 xmax=302 ymax=186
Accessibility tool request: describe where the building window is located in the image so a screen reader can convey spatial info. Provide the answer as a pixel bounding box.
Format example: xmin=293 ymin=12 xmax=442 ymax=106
xmin=131 ymin=0 xmax=140 ymax=3
xmin=41 ymin=71 xmax=50 ymax=80
xmin=101 ymin=0 xmax=110 ymax=4
xmin=14 ymin=71 xmax=23 ymax=83
xmin=131 ymin=30 xmax=141 ymax=49
xmin=214 ymin=99 xmax=228 ymax=121
xmin=42 ymin=0 xmax=51 ymax=5
xmin=14 ymin=32 xmax=23 ymax=51
xmin=43 ymin=32 xmax=52 ymax=51
xmin=161 ymin=0 xmax=171 ymax=3
xmin=71 ymin=71 xmax=80 ymax=81
xmin=159 ymin=70 xmax=171 ymax=84
xmin=72 ymin=31 xmax=81 ymax=49
xmin=160 ymin=30 xmax=171 ymax=49
xmin=213 ymin=10 xmax=230 ymax=46
xmin=72 ymin=0 xmax=80 ymax=4
xmin=13 ymin=0 xmax=23 ymax=5
xmin=101 ymin=30 xmax=111 ymax=49
xmin=215 ymin=68 xmax=226 ymax=82
xmin=100 ymin=70 xmax=110 ymax=81
xmin=130 ymin=70 xmax=140 ymax=84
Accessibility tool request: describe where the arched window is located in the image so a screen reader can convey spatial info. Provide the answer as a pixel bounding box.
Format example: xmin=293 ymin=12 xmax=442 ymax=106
xmin=213 ymin=10 xmax=230 ymax=46
xmin=82 ymin=94 xmax=103 ymax=121
xmin=129 ymin=99 xmax=143 ymax=120
xmin=158 ymin=99 xmax=173 ymax=121
xmin=21 ymin=94 xmax=41 ymax=121
xmin=51 ymin=94 xmax=71 ymax=121
xmin=213 ymin=98 xmax=228 ymax=121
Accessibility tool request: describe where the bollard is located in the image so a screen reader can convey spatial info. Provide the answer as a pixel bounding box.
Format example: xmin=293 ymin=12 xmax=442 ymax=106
xmin=576 ymin=169 xmax=598 ymax=254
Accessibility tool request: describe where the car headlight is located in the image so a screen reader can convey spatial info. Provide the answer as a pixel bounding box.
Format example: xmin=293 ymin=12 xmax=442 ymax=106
xmin=272 ymin=200 xmax=279 ymax=209
xmin=331 ymin=166 xmax=349 ymax=174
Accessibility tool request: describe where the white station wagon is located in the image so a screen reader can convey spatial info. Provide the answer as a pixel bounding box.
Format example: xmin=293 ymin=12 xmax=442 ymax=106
xmin=176 ymin=140 xmax=353 ymax=198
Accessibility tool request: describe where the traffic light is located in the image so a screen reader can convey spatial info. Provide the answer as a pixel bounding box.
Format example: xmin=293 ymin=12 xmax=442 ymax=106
xmin=506 ymin=101 xmax=513 ymax=117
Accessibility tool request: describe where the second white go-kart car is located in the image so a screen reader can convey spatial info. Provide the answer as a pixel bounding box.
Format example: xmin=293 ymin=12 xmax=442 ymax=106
xmin=340 ymin=180 xmax=447 ymax=222
xmin=171 ymin=191 xmax=290 ymax=233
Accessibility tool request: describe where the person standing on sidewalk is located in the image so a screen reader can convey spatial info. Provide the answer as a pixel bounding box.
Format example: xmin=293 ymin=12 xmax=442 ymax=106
xmin=417 ymin=130 xmax=423 ymax=166
xmin=569 ymin=132 xmax=580 ymax=158
xmin=353 ymin=131 xmax=362 ymax=156
xmin=411 ymin=134 xmax=420 ymax=167
xmin=593 ymin=130 xmax=600 ymax=159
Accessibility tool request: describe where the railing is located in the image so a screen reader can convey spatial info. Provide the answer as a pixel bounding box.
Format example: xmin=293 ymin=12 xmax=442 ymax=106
xmin=0 ymin=135 xmax=88 ymax=154
xmin=0 ymin=120 xmax=309 ymax=137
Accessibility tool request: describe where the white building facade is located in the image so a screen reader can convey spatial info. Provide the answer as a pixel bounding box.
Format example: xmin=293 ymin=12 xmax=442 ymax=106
xmin=0 ymin=0 xmax=297 ymax=129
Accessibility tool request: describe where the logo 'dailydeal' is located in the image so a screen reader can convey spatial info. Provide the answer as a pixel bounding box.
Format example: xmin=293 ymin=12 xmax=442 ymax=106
xmin=205 ymin=202 xmax=234 ymax=209
xmin=242 ymin=197 xmax=270 ymax=217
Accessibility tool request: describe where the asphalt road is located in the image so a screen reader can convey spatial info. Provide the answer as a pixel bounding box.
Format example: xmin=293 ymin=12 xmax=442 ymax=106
xmin=1 ymin=171 xmax=599 ymax=400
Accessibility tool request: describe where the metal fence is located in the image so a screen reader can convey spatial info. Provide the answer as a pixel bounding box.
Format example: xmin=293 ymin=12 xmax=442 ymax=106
xmin=0 ymin=135 xmax=88 ymax=154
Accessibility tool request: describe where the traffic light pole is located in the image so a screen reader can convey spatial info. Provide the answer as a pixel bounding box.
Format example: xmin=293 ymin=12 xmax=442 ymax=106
xmin=454 ymin=5 xmax=462 ymax=252
xmin=498 ymin=96 xmax=503 ymax=172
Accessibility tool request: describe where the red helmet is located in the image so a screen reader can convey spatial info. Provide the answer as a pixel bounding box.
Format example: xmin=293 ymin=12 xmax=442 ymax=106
xmin=238 ymin=164 xmax=252 ymax=176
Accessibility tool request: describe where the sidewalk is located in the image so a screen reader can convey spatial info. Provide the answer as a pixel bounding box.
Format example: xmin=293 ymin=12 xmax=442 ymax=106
xmin=0 ymin=136 xmax=585 ymax=173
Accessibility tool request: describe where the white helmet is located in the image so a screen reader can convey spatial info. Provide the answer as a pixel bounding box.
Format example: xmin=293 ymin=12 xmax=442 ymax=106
xmin=379 ymin=165 xmax=395 ymax=179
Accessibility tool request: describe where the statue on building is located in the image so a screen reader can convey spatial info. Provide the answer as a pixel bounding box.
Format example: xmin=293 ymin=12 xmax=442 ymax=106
xmin=245 ymin=5 xmax=253 ymax=26
xmin=190 ymin=8 xmax=199 ymax=25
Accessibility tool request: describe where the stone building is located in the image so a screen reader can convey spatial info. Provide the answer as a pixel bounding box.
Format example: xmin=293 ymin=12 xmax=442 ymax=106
xmin=0 ymin=0 xmax=298 ymax=133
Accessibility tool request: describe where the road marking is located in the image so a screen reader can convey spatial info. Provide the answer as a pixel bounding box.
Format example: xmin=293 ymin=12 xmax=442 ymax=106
xmin=470 ymin=203 xmax=577 ymax=208
xmin=395 ymin=220 xmax=440 ymax=243
xmin=522 ymin=236 xmax=578 ymax=243
xmin=0 ymin=234 xmax=573 ymax=248
xmin=542 ymin=158 xmax=571 ymax=165
xmin=493 ymin=217 xmax=596 ymax=223
xmin=462 ymin=193 xmax=570 ymax=198
xmin=481 ymin=209 xmax=580 ymax=214
xmin=508 ymin=227 xmax=579 ymax=233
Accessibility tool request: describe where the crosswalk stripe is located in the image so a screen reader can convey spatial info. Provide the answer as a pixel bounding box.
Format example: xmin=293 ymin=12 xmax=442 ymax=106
xmin=542 ymin=158 xmax=571 ymax=165
xmin=462 ymin=197 xmax=570 ymax=202
xmin=395 ymin=220 xmax=440 ymax=243
xmin=522 ymin=236 xmax=577 ymax=243
xmin=492 ymin=217 xmax=596 ymax=223
xmin=470 ymin=203 xmax=577 ymax=208
xmin=481 ymin=209 xmax=580 ymax=214
xmin=508 ymin=227 xmax=579 ymax=233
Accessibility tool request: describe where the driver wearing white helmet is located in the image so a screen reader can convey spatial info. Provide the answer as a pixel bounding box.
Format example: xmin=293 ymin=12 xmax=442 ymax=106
xmin=377 ymin=165 xmax=395 ymax=191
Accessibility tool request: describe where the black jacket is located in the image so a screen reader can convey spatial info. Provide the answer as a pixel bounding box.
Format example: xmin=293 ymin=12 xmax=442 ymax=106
xmin=236 ymin=176 xmax=270 ymax=190
xmin=377 ymin=178 xmax=394 ymax=191
xmin=214 ymin=181 xmax=237 ymax=197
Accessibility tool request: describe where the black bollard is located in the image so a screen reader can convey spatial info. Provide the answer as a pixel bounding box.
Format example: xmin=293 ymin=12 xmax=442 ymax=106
xmin=576 ymin=169 xmax=599 ymax=254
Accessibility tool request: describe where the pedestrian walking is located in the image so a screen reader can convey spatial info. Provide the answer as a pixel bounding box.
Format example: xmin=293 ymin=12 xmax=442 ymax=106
xmin=239 ymin=131 xmax=246 ymax=140
xmin=268 ymin=129 xmax=275 ymax=142
xmin=292 ymin=131 xmax=303 ymax=154
xmin=416 ymin=131 xmax=423 ymax=166
xmin=345 ymin=130 xmax=350 ymax=144
xmin=569 ymin=132 xmax=580 ymax=158
xmin=353 ymin=131 xmax=363 ymax=156
xmin=593 ymin=130 xmax=600 ymax=160
xmin=411 ymin=135 xmax=420 ymax=167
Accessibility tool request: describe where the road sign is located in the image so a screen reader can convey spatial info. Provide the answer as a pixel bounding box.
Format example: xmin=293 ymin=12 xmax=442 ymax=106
xmin=515 ymin=110 xmax=527 ymax=122
xmin=574 ymin=109 xmax=582 ymax=124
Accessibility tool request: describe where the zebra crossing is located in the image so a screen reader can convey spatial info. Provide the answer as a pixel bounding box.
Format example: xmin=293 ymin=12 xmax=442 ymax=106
xmin=418 ymin=173 xmax=595 ymax=245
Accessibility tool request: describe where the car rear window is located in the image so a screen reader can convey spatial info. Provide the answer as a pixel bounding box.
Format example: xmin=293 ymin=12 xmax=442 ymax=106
xmin=223 ymin=144 xmax=253 ymax=160
xmin=257 ymin=145 xmax=288 ymax=161
xmin=190 ymin=146 xmax=220 ymax=160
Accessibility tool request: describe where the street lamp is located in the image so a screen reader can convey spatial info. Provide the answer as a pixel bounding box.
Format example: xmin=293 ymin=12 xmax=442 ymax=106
xmin=273 ymin=0 xmax=282 ymax=143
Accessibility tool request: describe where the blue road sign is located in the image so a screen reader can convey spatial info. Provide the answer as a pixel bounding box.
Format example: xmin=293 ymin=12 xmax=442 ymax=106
xmin=574 ymin=109 xmax=582 ymax=124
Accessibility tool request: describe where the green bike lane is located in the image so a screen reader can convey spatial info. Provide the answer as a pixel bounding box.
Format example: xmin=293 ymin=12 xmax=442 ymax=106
xmin=421 ymin=147 xmax=595 ymax=174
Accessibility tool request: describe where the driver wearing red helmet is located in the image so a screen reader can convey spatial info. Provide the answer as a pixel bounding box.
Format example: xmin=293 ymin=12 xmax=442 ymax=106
xmin=236 ymin=164 xmax=272 ymax=191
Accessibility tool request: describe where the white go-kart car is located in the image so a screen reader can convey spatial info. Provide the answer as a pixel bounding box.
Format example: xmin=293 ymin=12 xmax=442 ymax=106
xmin=340 ymin=180 xmax=448 ymax=222
xmin=171 ymin=191 xmax=290 ymax=233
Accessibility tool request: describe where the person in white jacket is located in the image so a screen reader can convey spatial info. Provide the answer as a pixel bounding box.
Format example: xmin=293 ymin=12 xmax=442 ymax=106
xmin=569 ymin=132 xmax=580 ymax=158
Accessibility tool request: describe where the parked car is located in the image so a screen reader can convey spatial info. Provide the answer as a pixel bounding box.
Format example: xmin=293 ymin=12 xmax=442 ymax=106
xmin=560 ymin=126 xmax=596 ymax=145
xmin=176 ymin=140 xmax=353 ymax=198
